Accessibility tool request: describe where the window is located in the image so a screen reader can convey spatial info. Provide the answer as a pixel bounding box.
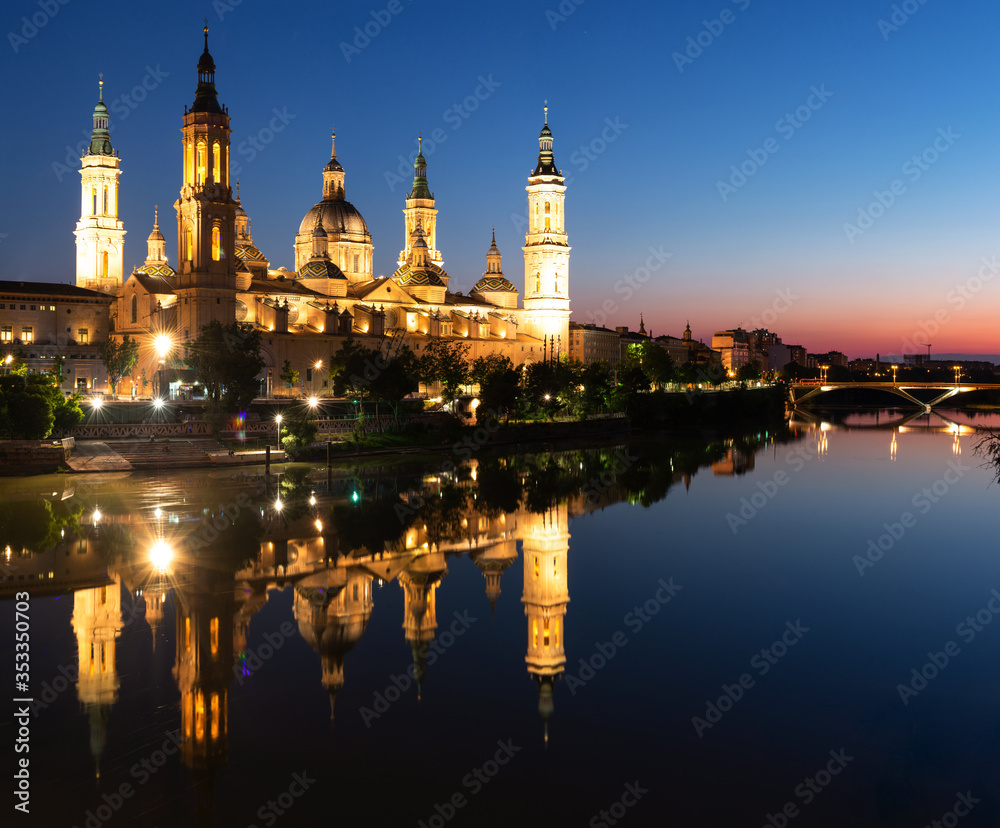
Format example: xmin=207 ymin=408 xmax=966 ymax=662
xmin=78 ymin=329 xmax=89 ymax=344
xmin=0 ymin=304 xmax=4 ymax=309
xmin=306 ymin=368 xmax=313 ymax=382
xmin=212 ymin=225 xmax=222 ymax=261
xmin=30 ymin=305 xmax=35 ymax=311
xmin=354 ymin=253 xmax=359 ymax=272
xmin=1 ymin=327 xmax=11 ymax=343
xmin=131 ymin=295 xmax=137 ymax=324
xmin=196 ymin=142 xmax=206 ymax=185
xmin=103 ymin=185 xmax=109 ymax=216
xmin=212 ymin=141 xmax=221 ymax=184
xmin=102 ymin=251 xmax=109 ymax=280
xmin=21 ymin=327 xmax=32 ymax=343
xmin=19 ymin=305 xmax=25 ymax=310
xmin=185 ymin=227 xmax=193 ymax=261
xmin=91 ymin=186 xmax=97 ymax=216
xmin=49 ymin=306 xmax=55 ymax=311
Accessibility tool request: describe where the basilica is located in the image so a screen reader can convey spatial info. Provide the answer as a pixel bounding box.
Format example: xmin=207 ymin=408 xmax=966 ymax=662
xmin=75 ymin=27 xmax=571 ymax=395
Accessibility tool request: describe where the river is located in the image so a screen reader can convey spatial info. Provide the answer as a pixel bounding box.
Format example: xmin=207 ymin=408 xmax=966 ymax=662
xmin=3 ymin=411 xmax=1000 ymax=826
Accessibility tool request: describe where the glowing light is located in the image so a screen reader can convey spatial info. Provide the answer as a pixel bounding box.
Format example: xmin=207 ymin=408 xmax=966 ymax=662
xmin=274 ymin=499 xmax=283 ymax=511
xmin=275 ymin=414 xmax=282 ymax=424
xmin=154 ymin=334 xmax=173 ymax=357
xmin=315 ymin=520 xmax=323 ymax=532
xmin=92 ymin=508 xmax=101 ymax=524
xmin=314 ymin=360 xmax=322 ymax=369
xmin=308 ymin=396 xmax=319 ymax=407
xmin=91 ymin=396 xmax=103 ymax=409
xmin=351 ymin=491 xmax=359 ymax=503
xmin=309 ymin=495 xmax=316 ymax=506
xmin=154 ymin=507 xmax=163 ymax=519
xmin=153 ymin=398 xmax=164 ymax=409
xmin=149 ymin=539 xmax=173 ymax=573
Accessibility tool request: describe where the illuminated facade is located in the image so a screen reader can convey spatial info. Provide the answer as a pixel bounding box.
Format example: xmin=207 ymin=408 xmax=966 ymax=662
xmin=522 ymin=106 xmax=571 ymax=352
xmin=74 ymin=81 xmax=125 ymax=295
xmin=79 ymin=29 xmax=571 ymax=393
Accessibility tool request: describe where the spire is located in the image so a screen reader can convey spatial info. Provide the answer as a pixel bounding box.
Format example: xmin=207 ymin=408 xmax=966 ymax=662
xmin=485 ymin=228 xmax=503 ymax=275
xmin=322 ymin=126 xmax=345 ymax=200
xmin=533 ymin=103 xmax=559 ymax=177
xmin=191 ymin=23 xmax=223 ymax=115
xmin=638 ymin=314 xmax=646 ymax=336
xmin=408 ymin=134 xmax=432 ymax=199
xmin=87 ymin=76 xmax=113 ymax=156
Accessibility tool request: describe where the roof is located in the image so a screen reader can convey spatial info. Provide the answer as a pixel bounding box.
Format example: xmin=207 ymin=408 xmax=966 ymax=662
xmin=128 ymin=272 xmax=176 ymax=295
xmin=0 ymin=281 xmax=114 ymax=302
xmin=245 ymin=279 xmax=327 ymax=298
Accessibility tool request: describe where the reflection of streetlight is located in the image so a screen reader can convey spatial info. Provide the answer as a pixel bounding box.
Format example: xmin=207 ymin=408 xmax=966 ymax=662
xmin=149 ymin=539 xmax=173 ymax=573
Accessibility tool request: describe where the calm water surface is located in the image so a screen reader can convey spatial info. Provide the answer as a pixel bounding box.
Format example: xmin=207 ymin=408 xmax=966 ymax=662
xmin=4 ymin=411 xmax=1000 ymax=827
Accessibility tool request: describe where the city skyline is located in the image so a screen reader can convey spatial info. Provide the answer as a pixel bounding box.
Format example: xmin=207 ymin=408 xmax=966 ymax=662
xmin=3 ymin=0 xmax=1000 ymax=358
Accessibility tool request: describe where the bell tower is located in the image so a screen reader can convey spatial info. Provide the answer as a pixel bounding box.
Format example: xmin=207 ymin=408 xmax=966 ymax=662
xmin=522 ymin=105 xmax=570 ymax=351
xmin=74 ymin=79 xmax=125 ymax=294
xmin=174 ymin=25 xmax=238 ymax=342
xmin=398 ymin=136 xmax=443 ymax=269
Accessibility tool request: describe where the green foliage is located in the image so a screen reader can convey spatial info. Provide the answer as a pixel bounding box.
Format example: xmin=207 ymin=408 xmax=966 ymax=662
xmin=0 ymin=372 xmax=65 ymax=439
xmin=185 ymin=322 xmax=266 ymax=427
xmin=279 ymin=359 xmax=299 ymax=389
xmin=418 ymin=340 xmax=470 ymax=404
xmin=280 ymin=413 xmax=318 ymax=450
xmin=737 ymin=361 xmax=762 ymax=382
xmin=622 ymin=341 xmax=675 ymax=390
xmin=471 ymin=354 xmax=519 ymax=422
xmin=99 ymin=335 xmax=140 ymax=398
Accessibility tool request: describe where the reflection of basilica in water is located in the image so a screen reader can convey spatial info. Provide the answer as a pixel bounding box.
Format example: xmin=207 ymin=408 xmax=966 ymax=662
xmin=1 ymin=432 xmax=794 ymax=818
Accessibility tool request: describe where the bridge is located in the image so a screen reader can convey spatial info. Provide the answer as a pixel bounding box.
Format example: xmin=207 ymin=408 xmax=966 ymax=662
xmin=789 ymin=381 xmax=1000 ymax=410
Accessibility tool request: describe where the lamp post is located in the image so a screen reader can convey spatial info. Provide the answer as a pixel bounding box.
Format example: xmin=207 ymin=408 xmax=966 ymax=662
xmin=154 ymin=334 xmax=173 ymax=400
xmin=313 ymin=360 xmax=322 ymax=396
xmin=891 ymin=364 xmax=898 ymax=386
xmin=275 ymin=414 xmax=282 ymax=451
xmin=953 ymin=365 xmax=961 ymax=387
xmin=820 ymin=364 xmax=829 ymax=384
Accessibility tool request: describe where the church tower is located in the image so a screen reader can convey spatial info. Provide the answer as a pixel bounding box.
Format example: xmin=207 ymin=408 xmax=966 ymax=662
xmin=174 ymin=26 xmax=238 ymax=342
xmin=74 ymin=79 xmax=125 ymax=294
xmin=521 ymin=504 xmax=570 ymax=742
xmin=522 ymin=106 xmax=570 ymax=351
xmin=398 ymin=137 xmax=443 ymax=269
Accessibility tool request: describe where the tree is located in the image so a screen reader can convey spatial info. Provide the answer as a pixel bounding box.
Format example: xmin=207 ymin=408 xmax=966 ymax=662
xmin=418 ymin=340 xmax=470 ymax=408
xmin=0 ymin=371 xmax=56 ymax=439
xmin=99 ymin=335 xmax=140 ymax=399
xmin=471 ymin=354 xmax=520 ymax=423
xmin=279 ymin=359 xmax=299 ymax=393
xmin=185 ymin=322 xmax=265 ymax=430
xmin=369 ymin=348 xmax=419 ymax=424
xmin=737 ymin=361 xmax=761 ymax=383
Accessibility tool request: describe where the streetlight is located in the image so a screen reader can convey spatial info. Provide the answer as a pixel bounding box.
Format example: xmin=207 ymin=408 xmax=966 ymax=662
xmin=154 ymin=334 xmax=173 ymax=399
xmin=313 ymin=360 xmax=323 ymax=396
xmin=820 ymin=364 xmax=829 ymax=384
xmin=275 ymin=414 xmax=282 ymax=450
xmin=953 ymin=365 xmax=961 ymax=387
xmin=891 ymin=364 xmax=898 ymax=386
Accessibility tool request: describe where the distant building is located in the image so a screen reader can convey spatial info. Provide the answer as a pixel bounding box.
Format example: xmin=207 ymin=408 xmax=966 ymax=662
xmin=568 ymin=322 xmax=621 ymax=366
xmin=712 ymin=328 xmax=750 ymax=372
xmin=0 ymin=280 xmax=113 ymax=391
xmin=810 ymin=351 xmax=848 ymax=368
xmin=769 ymin=343 xmax=808 ymax=371
xmin=655 ymin=324 xmax=722 ymax=371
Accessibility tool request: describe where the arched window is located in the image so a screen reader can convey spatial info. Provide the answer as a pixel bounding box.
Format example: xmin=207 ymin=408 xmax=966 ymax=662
xmin=91 ymin=186 xmax=97 ymax=216
xmin=130 ymin=294 xmax=137 ymax=324
xmin=354 ymin=253 xmax=360 ymax=272
xmin=185 ymin=141 xmax=194 ymax=182
xmin=554 ymin=274 xmax=561 ymax=294
xmin=196 ymin=142 xmax=206 ymax=185
xmin=185 ymin=226 xmax=193 ymax=261
xmin=212 ymin=141 xmax=221 ymax=184
xmin=101 ymin=251 xmax=109 ymax=280
xmin=212 ymin=225 xmax=222 ymax=261
xmin=544 ymin=202 xmax=550 ymax=214
xmin=103 ymin=185 xmax=109 ymax=216
xmin=535 ymin=273 xmax=541 ymax=293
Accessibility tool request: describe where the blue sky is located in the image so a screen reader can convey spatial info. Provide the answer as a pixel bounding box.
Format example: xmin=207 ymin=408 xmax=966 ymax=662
xmin=2 ymin=0 xmax=1000 ymax=357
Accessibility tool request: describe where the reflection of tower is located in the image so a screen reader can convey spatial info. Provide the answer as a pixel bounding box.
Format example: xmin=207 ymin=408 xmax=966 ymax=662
xmin=295 ymin=570 xmax=373 ymax=722
xmin=471 ymin=539 xmax=518 ymax=617
xmin=72 ymin=577 xmax=122 ymax=778
xmin=399 ymin=551 xmax=447 ymax=698
xmin=144 ymin=580 xmax=167 ymax=652
xmin=521 ymin=505 xmax=570 ymax=742
xmin=172 ymin=564 xmax=234 ymax=825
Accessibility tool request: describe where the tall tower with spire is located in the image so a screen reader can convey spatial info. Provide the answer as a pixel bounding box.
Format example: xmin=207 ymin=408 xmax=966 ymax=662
xmin=522 ymin=105 xmax=571 ymax=351
xmin=173 ymin=26 xmax=238 ymax=342
xmin=398 ymin=137 xmax=444 ymax=269
xmin=74 ymin=79 xmax=125 ymax=294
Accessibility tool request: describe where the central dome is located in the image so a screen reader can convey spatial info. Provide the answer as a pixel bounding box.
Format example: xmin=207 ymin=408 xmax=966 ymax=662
xmin=298 ymin=199 xmax=370 ymax=238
